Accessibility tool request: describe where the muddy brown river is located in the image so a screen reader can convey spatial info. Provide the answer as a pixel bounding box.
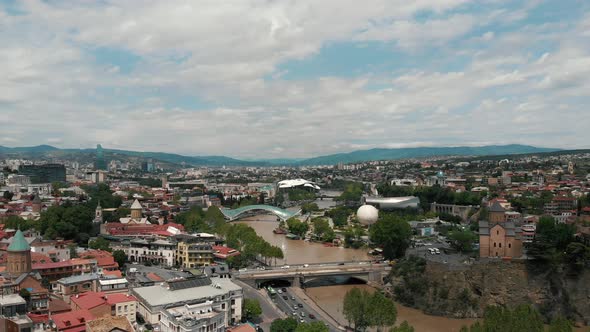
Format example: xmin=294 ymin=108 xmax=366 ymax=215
xmin=238 ymin=213 xmax=587 ymax=331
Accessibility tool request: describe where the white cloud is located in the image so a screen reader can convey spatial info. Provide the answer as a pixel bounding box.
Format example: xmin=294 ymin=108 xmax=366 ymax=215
xmin=0 ymin=0 xmax=589 ymax=158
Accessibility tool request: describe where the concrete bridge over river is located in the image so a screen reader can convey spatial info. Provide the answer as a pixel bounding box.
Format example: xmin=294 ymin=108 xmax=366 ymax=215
xmin=235 ymin=261 xmax=389 ymax=288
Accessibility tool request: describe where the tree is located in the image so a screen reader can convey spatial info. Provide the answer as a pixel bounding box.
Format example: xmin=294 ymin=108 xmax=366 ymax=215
xmin=205 ymin=205 xmax=227 ymax=234
xmin=564 ymin=242 xmax=590 ymax=272
xmin=89 ymin=237 xmax=111 ymax=252
xmin=390 ymin=321 xmax=414 ymax=332
xmin=286 ymin=217 xmax=309 ymax=238
xmin=462 ymin=305 xmax=544 ymax=332
xmin=368 ymin=291 xmax=397 ymax=331
xmin=336 ymin=183 xmax=364 ymax=204
xmin=295 ymin=322 xmax=329 ymax=332
xmin=547 ymin=316 xmax=573 ymax=332
xmin=243 ymin=299 xmax=262 ymax=321
xmin=270 ymin=318 xmax=298 ymax=332
xmin=370 ymin=214 xmax=412 ymax=260
xmin=343 ymin=288 xmax=371 ymax=332
xmin=447 ymin=229 xmax=477 ymax=253
xmin=113 ymin=250 xmax=127 ymax=269
xmin=312 ymin=217 xmax=334 ymax=242
xmin=302 ymin=202 xmax=320 ymax=214
xmin=19 ymin=288 xmax=31 ymax=304
xmin=325 ymin=206 xmax=353 ymax=227
xmin=3 ymin=190 xmax=14 ymax=200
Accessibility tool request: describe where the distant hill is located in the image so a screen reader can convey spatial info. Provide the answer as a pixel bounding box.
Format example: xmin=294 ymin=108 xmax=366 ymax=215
xmin=0 ymin=144 xmax=563 ymax=166
xmin=293 ymin=144 xmax=560 ymax=165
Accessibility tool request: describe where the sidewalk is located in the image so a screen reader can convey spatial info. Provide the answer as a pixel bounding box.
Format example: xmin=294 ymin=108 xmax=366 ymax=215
xmin=291 ymin=287 xmax=346 ymax=331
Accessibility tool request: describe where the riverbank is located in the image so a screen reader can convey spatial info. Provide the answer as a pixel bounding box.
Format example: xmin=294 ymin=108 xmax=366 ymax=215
xmin=305 ymin=284 xmax=477 ymax=332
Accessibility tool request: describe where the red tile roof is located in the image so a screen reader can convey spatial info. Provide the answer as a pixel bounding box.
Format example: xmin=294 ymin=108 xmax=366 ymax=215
xmin=71 ymin=292 xmax=137 ymax=310
xmin=52 ymin=309 xmax=95 ymax=331
xmin=146 ymin=272 xmax=164 ymax=282
xmin=80 ymin=250 xmax=118 ymax=269
xmin=212 ymin=245 xmax=240 ymax=259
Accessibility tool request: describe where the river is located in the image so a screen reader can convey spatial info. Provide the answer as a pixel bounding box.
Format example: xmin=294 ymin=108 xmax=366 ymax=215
xmin=237 ymin=212 xmax=482 ymax=331
xmin=306 ymin=284 xmax=477 ymax=332
xmin=237 ymin=213 xmax=370 ymax=265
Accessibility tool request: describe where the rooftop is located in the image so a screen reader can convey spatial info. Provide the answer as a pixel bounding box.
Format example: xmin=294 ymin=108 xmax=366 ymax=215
xmin=132 ymin=277 xmax=241 ymax=308
xmin=7 ymin=230 xmax=31 ymax=252
xmin=57 ymin=273 xmax=100 ymax=285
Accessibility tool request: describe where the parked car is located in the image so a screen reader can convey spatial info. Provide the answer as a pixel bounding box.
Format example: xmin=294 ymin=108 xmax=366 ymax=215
xmin=291 ymin=296 xmax=295 ymax=300
xmin=300 ymin=312 xmax=305 ymax=317
xmin=298 ymin=303 xmax=303 ymax=308
xmin=281 ymin=265 xmax=291 ymax=269
xmin=309 ymin=314 xmax=316 ymax=319
xmin=292 ymin=312 xmax=297 ymax=316
xmin=281 ymin=288 xmax=287 ymax=292
xmin=283 ymin=295 xmax=288 ymax=300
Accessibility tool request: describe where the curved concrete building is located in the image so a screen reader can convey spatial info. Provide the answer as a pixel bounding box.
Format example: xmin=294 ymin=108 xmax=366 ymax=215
xmin=363 ymin=196 xmax=420 ymax=210
xmin=277 ymin=179 xmax=320 ymax=190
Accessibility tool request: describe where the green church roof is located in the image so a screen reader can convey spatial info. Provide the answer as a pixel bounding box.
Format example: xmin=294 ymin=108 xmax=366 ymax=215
xmin=8 ymin=230 xmax=31 ymax=252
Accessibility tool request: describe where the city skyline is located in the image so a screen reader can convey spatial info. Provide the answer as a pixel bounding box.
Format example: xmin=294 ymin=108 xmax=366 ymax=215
xmin=1 ymin=0 xmax=590 ymax=158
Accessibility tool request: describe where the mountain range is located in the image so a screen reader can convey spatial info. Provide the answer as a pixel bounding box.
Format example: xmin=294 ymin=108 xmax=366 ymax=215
xmin=0 ymin=144 xmax=563 ymax=167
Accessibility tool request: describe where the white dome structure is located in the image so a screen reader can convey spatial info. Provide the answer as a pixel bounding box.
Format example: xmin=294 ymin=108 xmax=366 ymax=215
xmin=357 ymin=204 xmax=379 ymax=225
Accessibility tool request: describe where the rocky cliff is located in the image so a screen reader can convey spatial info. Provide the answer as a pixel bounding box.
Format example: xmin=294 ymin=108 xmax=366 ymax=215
xmin=386 ymin=258 xmax=590 ymax=326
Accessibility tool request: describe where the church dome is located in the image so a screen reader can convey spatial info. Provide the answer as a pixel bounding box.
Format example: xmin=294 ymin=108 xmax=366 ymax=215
xmin=8 ymin=230 xmax=30 ymax=252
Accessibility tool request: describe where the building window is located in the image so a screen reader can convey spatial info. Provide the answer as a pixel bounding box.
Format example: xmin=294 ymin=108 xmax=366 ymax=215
xmin=222 ymin=303 xmax=226 ymax=309
xmin=497 ymin=230 xmax=499 ymax=235
xmin=493 ymin=242 xmax=496 ymax=247
xmin=499 ymin=243 xmax=502 ymax=248
xmin=508 ymin=243 xmax=511 ymax=248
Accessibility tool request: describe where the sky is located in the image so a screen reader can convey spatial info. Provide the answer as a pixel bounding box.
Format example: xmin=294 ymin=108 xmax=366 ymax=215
xmin=1 ymin=0 xmax=589 ymax=158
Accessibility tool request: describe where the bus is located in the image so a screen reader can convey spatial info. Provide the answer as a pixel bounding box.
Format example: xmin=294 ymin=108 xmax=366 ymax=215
xmin=267 ymin=286 xmax=277 ymax=298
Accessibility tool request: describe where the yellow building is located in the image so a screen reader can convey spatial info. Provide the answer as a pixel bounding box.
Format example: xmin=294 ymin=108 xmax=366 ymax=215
xmin=479 ymin=201 xmax=523 ymax=258
xmin=176 ymin=242 xmax=214 ymax=268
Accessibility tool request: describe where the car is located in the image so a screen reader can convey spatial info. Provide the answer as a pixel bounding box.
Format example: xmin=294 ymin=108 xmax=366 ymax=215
xmin=239 ymin=268 xmax=247 ymax=272
xmin=338 ymin=262 xmax=345 ymax=265
xmin=300 ymin=319 xmax=305 ymax=323
xmin=309 ymin=314 xmax=316 ymax=319
xmin=293 ymin=305 xmax=298 ymax=310
xmin=292 ymin=312 xmax=297 ymax=316
xmin=434 ymin=248 xmax=441 ymax=255
xmin=281 ymin=265 xmax=291 ymax=269
xmin=291 ymin=296 xmax=295 ymax=300
xmin=277 ymin=289 xmax=283 ymax=294
xmin=303 ymin=264 xmax=309 ymax=268
xmin=282 ymin=295 xmax=288 ymax=300
xmin=281 ymin=288 xmax=287 ymax=292
xmin=298 ymin=303 xmax=303 ymax=308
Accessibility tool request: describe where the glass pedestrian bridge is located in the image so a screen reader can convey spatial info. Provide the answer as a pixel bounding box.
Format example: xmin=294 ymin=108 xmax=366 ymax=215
xmin=221 ymin=204 xmax=300 ymax=221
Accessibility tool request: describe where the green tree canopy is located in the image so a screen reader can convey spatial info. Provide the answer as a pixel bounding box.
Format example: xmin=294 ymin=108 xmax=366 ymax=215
xmin=302 ymin=202 xmax=320 ymax=214
xmin=89 ymin=237 xmax=111 ymax=252
xmin=270 ymin=318 xmax=298 ymax=332
xmin=112 ymin=250 xmax=127 ymax=269
xmin=370 ymin=214 xmax=412 ymax=260
xmin=286 ymin=217 xmax=309 ymax=238
xmin=312 ymin=217 xmax=335 ymax=242
xmin=294 ymin=322 xmax=329 ymax=332
xmin=447 ymin=229 xmax=477 ymax=253
xmin=243 ymin=299 xmax=262 ymax=321
xmin=389 ymin=321 xmax=415 ymax=332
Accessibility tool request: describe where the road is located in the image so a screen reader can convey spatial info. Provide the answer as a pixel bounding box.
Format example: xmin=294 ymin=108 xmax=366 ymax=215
xmin=233 ymin=279 xmax=285 ymax=331
xmin=272 ymin=286 xmax=343 ymax=332
xmin=235 ymin=278 xmax=344 ymax=332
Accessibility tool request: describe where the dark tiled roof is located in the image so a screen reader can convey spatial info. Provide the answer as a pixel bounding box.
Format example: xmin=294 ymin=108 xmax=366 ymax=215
xmin=489 ymin=201 xmax=506 ymax=213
